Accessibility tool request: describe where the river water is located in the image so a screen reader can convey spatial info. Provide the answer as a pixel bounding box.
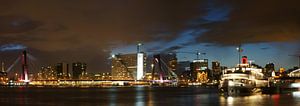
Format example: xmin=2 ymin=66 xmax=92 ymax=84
xmin=0 ymin=87 xmax=299 ymax=106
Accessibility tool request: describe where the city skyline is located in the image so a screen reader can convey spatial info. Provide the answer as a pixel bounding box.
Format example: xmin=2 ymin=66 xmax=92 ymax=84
xmin=0 ymin=0 xmax=299 ymax=73
xmin=1 ymin=1 xmax=300 ymax=105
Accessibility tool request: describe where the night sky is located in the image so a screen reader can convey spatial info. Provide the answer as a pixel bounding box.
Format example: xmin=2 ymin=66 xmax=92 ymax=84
xmin=0 ymin=0 xmax=299 ymax=73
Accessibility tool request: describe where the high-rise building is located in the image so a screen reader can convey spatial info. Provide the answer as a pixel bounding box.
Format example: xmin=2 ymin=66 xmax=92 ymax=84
xmin=0 ymin=62 xmax=7 ymax=76
xmin=72 ymin=62 xmax=87 ymax=79
xmin=190 ymin=59 xmax=208 ymax=82
xmin=136 ymin=43 xmax=146 ymax=80
xmin=176 ymin=61 xmax=190 ymax=75
xmin=0 ymin=62 xmax=8 ymax=84
xmin=56 ymin=63 xmax=69 ymax=79
xmin=264 ymin=63 xmax=275 ymax=77
xmin=212 ymin=61 xmax=221 ymax=80
xmin=111 ymin=53 xmax=146 ymax=80
xmin=112 ymin=54 xmax=136 ymax=80
xmin=176 ymin=61 xmax=191 ymax=82
xmin=38 ymin=66 xmax=56 ymax=80
xmin=137 ymin=53 xmax=145 ymax=80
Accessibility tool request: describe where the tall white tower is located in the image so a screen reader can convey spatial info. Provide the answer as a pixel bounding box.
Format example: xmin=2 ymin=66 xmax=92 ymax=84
xmin=136 ymin=43 xmax=144 ymax=80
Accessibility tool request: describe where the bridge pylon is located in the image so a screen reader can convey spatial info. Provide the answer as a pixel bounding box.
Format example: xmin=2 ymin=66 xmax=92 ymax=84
xmin=21 ymin=50 xmax=29 ymax=83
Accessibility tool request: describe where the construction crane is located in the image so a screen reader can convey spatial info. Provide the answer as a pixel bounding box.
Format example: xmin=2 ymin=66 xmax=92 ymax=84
xmin=289 ymin=54 xmax=300 ymax=68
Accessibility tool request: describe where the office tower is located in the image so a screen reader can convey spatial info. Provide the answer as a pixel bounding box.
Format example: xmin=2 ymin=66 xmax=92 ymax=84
xmin=56 ymin=63 xmax=69 ymax=79
xmin=190 ymin=59 xmax=208 ymax=82
xmin=111 ymin=53 xmax=146 ymax=80
xmin=212 ymin=61 xmax=221 ymax=80
xmin=72 ymin=62 xmax=87 ymax=79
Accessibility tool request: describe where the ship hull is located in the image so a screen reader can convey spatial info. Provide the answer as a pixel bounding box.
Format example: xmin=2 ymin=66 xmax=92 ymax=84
xmin=219 ymin=73 xmax=255 ymax=95
xmin=220 ymin=86 xmax=253 ymax=95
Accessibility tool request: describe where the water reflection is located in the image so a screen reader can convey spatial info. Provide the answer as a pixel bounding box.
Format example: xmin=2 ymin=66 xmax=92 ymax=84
xmin=135 ymin=87 xmax=145 ymax=106
xmin=227 ymin=96 xmax=234 ymax=105
xmin=109 ymin=88 xmax=117 ymax=106
xmin=0 ymin=87 xmax=299 ymax=106
xmin=220 ymin=92 xmax=300 ymax=106
xmin=147 ymin=87 xmax=154 ymax=106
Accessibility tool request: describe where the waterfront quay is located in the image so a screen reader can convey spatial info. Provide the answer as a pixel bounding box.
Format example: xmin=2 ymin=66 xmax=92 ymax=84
xmin=3 ymin=77 xmax=300 ymax=92
xmin=8 ymin=80 xmax=151 ymax=87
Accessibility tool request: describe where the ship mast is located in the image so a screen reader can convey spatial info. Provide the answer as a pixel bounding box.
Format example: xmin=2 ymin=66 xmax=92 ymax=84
xmin=236 ymin=45 xmax=243 ymax=71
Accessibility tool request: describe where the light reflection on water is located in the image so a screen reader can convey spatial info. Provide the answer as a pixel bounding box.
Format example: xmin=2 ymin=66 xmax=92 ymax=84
xmin=0 ymin=87 xmax=299 ymax=106
xmin=220 ymin=93 xmax=300 ymax=106
xmin=135 ymin=87 xmax=145 ymax=106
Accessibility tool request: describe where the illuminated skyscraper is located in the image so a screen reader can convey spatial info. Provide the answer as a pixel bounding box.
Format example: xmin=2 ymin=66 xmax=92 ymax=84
xmin=112 ymin=54 xmax=136 ymax=80
xmin=111 ymin=53 xmax=146 ymax=80
xmin=56 ymin=63 xmax=69 ymax=79
xmin=136 ymin=42 xmax=146 ymax=80
xmin=0 ymin=62 xmax=7 ymax=84
xmin=137 ymin=53 xmax=144 ymax=80
xmin=190 ymin=59 xmax=208 ymax=82
xmin=38 ymin=66 xmax=56 ymax=80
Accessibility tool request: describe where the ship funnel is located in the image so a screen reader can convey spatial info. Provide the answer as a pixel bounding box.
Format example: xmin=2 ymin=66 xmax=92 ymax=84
xmin=242 ymin=56 xmax=248 ymax=64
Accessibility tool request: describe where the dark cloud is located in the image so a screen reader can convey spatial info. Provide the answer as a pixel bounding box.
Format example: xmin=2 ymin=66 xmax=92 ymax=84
xmin=162 ymin=45 xmax=183 ymax=52
xmin=0 ymin=0 xmax=208 ymax=73
xmin=197 ymin=0 xmax=300 ymax=46
xmin=0 ymin=15 xmax=41 ymax=34
xmin=0 ymin=0 xmax=207 ymax=51
xmin=1 ymin=0 xmax=300 ymax=73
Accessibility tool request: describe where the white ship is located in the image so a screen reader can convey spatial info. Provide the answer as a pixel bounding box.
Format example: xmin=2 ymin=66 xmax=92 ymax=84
xmin=219 ymin=56 xmax=266 ymax=95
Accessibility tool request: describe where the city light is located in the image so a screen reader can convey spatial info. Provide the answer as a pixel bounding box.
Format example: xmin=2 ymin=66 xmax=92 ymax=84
xmin=137 ymin=53 xmax=144 ymax=80
xmin=0 ymin=1 xmax=299 ymax=105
